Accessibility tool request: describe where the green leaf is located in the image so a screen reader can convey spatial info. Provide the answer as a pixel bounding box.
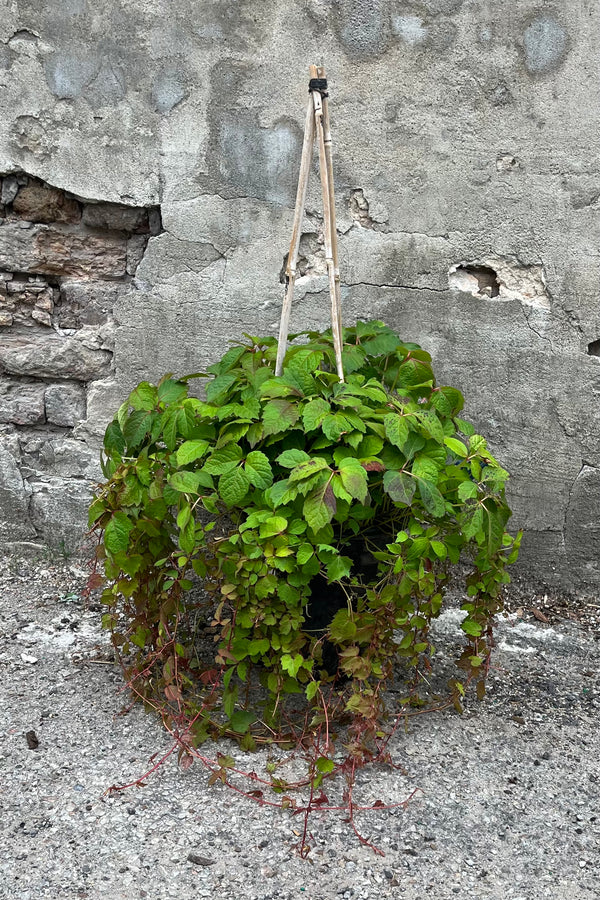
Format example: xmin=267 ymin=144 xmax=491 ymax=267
xmin=219 ymin=467 xmax=250 ymax=506
xmin=469 ymin=434 xmax=487 ymax=454
xmin=430 ymin=540 xmax=447 ymax=559
xmin=322 ymin=413 xmax=353 ymax=441
xmin=277 ymin=449 xmax=311 ymax=468
xmin=122 ymin=410 xmax=152 ymax=449
xmin=461 ymin=619 xmax=483 ymax=637
xmin=206 ymin=374 xmax=237 ymax=404
xmin=176 ymin=440 xmax=209 ymax=467
xmin=104 ymin=512 xmax=134 ymax=555
xmin=262 ymin=399 xmax=300 ymax=436
xmin=316 ymin=757 xmax=335 ymax=774
xmin=430 ymin=386 xmax=464 ymax=417
xmin=327 ymin=554 xmax=352 ymax=581
xmin=289 ymin=458 xmax=330 ymax=483
xmin=418 ymin=411 xmax=445 ymax=444
xmin=129 ymin=382 xmax=158 ymax=411
xmin=417 ymin=479 xmax=446 ymax=517
xmin=103 ymin=421 xmax=126 ymax=456
xmin=455 ymin=417 xmax=475 ymax=437
xmin=444 ymin=437 xmax=468 ymax=459
xmin=304 ymin=486 xmax=335 ymax=533
xmin=259 ymin=516 xmax=287 ymax=538
xmin=411 ymin=453 xmax=439 ymax=483
xmin=328 ymin=609 xmax=357 ymax=642
xmin=158 ymin=379 xmax=188 ymax=404
xmin=338 ymin=457 xmax=368 ymax=502
xmin=281 ymin=653 xmax=304 ymax=678
xmin=169 ymin=470 xmax=203 ymax=494
xmin=203 ymin=444 xmax=243 ymax=475
xmin=382 ymin=470 xmax=416 ymax=505
xmin=229 ymin=710 xmax=256 ymax=734
xmin=297 ymin=543 xmax=314 ymax=565
xmin=462 ymin=506 xmax=484 ymax=539
xmin=458 ymin=480 xmax=478 ymax=501
xmin=245 ymin=451 xmax=273 ymax=489
xmin=302 ymin=398 xmax=330 ymax=431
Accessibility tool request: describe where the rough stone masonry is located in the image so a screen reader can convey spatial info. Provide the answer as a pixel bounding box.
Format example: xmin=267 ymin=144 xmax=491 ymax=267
xmin=0 ymin=1 xmax=598 ymax=589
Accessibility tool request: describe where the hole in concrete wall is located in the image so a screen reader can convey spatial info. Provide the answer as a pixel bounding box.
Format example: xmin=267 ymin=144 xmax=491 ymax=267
xmin=587 ymin=339 xmax=600 ymax=357
xmin=449 ymin=264 xmax=500 ymax=298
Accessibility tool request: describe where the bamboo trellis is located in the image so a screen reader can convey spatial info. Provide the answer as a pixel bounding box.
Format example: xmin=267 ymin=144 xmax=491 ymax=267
xmin=275 ymin=65 xmax=344 ymax=382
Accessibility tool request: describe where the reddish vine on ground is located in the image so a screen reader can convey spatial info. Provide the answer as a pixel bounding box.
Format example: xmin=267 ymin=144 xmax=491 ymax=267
xmin=88 ymin=320 xmax=520 ymax=854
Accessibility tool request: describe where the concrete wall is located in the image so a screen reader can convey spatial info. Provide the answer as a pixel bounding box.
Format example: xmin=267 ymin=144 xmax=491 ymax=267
xmin=0 ymin=1 xmax=598 ymax=587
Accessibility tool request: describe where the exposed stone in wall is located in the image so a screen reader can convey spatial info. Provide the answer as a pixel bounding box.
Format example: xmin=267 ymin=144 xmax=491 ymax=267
xmin=448 ymin=259 xmax=550 ymax=309
xmin=0 ymin=171 xmax=161 ymax=551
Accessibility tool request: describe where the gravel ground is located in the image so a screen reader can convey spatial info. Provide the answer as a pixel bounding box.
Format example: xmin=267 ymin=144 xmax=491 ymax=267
xmin=1 ymin=554 xmax=598 ymax=900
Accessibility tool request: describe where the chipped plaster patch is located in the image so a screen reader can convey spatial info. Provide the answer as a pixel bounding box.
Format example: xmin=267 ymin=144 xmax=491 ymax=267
xmin=449 ymin=258 xmax=550 ymax=309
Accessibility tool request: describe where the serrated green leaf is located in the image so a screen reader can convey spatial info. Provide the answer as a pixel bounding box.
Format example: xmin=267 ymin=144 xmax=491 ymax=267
xmin=228 ymin=710 xmax=256 ymax=734
xmin=122 ymin=410 xmax=152 ymax=449
xmin=322 ymin=413 xmax=353 ymax=441
xmin=338 ymin=457 xmax=368 ymax=502
xmin=259 ymin=516 xmax=287 ymax=538
xmin=277 ymin=449 xmax=311 ymax=468
xmin=262 ymin=399 xmax=300 ymax=436
xmin=455 ymin=417 xmax=475 ymax=437
xmin=461 ymin=619 xmax=483 ymax=637
xmin=206 ymin=374 xmax=237 ymax=404
xmin=103 ymin=421 xmax=126 ymax=456
xmin=327 ymin=554 xmax=352 ymax=582
xmin=289 ymin=458 xmax=330 ymax=483
xmin=458 ymin=480 xmax=478 ymax=501
xmin=219 ymin=467 xmax=250 ymax=506
xmin=129 ymin=381 xmax=158 ymax=411
xmin=382 ymin=470 xmax=416 ymax=505
xmin=104 ymin=512 xmax=134 ymax=555
xmin=303 ymin=486 xmax=335 ymax=533
xmin=176 ymin=440 xmax=209 ymax=467
xmin=444 ymin=437 xmax=468 ymax=459
xmin=462 ymin=505 xmax=484 ymax=539
xmin=203 ymin=444 xmax=243 ymax=475
xmin=430 ymin=539 xmax=447 ymax=559
xmin=245 ymin=451 xmax=273 ymax=489
xmin=296 ymin=543 xmax=314 ymax=565
xmin=316 ymin=757 xmax=335 ymax=774
xmin=157 ymin=379 xmax=188 ymax=404
xmin=169 ymin=470 xmax=203 ymax=494
xmin=417 ymin=479 xmax=446 ymax=517
xmin=412 ymin=453 xmax=439 ymax=483
xmin=302 ymin=398 xmax=330 ymax=431
xmin=418 ymin=411 xmax=445 ymax=444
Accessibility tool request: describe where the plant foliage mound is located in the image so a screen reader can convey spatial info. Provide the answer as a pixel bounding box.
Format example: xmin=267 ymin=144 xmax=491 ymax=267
xmin=90 ymin=320 xmax=520 ymax=825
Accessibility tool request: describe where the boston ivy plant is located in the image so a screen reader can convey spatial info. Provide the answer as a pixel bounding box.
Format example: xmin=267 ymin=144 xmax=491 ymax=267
xmin=89 ymin=319 xmax=520 ymax=764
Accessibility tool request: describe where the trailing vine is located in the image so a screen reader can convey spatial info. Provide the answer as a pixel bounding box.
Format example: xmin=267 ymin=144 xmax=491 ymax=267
xmin=89 ymin=319 xmax=520 ymax=853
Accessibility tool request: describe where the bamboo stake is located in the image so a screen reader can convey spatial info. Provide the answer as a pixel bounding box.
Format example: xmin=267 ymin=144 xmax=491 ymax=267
xmin=275 ymin=94 xmax=315 ymax=377
xmin=317 ymin=64 xmax=344 ymax=380
xmin=275 ymin=65 xmax=344 ymax=382
xmin=311 ymin=64 xmax=344 ymax=381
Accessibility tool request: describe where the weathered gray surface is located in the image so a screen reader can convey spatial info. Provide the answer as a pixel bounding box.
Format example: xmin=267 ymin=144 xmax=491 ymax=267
xmin=1 ymin=558 xmax=598 ymax=899
xmin=0 ymin=1 xmax=598 ymax=587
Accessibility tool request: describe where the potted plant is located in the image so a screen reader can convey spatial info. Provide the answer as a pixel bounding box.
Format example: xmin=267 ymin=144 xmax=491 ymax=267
xmin=90 ymin=319 xmax=519 ymax=764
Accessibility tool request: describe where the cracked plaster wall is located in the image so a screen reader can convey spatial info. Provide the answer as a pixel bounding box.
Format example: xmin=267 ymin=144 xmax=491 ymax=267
xmin=0 ymin=0 xmax=599 ymax=589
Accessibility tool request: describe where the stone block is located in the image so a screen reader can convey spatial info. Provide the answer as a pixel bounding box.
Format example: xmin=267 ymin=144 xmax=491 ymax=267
xmin=12 ymin=179 xmax=81 ymax=224
xmin=19 ymin=433 xmax=99 ymax=479
xmin=0 ymin=334 xmax=112 ymax=381
xmin=57 ymin=280 xmax=121 ymax=328
xmin=0 ymin=379 xmax=45 ymax=425
xmin=73 ymin=376 xmax=125 ymax=443
xmin=29 ymin=477 xmax=93 ymax=550
xmin=1 ymin=175 xmax=19 ymax=205
xmin=45 ymin=382 xmax=87 ymax=427
xmin=0 ymin=427 xmax=36 ymax=540
xmin=0 ymin=222 xmax=127 ymax=278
